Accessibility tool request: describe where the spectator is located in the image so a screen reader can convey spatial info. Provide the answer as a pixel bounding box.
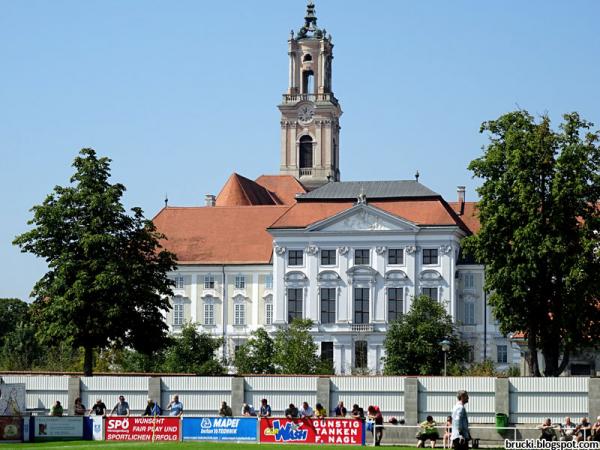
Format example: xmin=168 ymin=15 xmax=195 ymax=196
xmin=285 ymin=403 xmax=299 ymax=419
xmin=560 ymin=417 xmax=576 ymax=441
xmin=367 ymin=405 xmax=384 ymax=447
xmin=591 ymin=416 xmax=600 ymax=442
xmin=73 ymin=397 xmax=86 ymax=416
xmin=334 ymin=401 xmax=347 ymax=417
xmin=576 ymin=417 xmax=592 ymax=442
xmin=451 ymin=390 xmax=470 ymax=450
xmin=219 ymin=401 xmax=233 ymax=417
xmin=538 ymin=418 xmax=557 ymax=441
xmin=315 ymin=403 xmax=327 ymax=418
xmin=143 ymin=398 xmax=162 ymax=417
xmin=167 ymin=395 xmax=184 ymax=417
xmin=89 ymin=398 xmax=107 ymax=416
xmin=259 ymin=399 xmax=272 ymax=418
xmin=351 ymin=404 xmax=365 ymax=420
xmin=417 ymin=415 xmax=439 ymax=448
xmin=443 ymin=416 xmax=452 ymax=448
xmin=299 ymin=402 xmax=315 ymax=418
xmin=110 ymin=396 xmax=130 ymax=417
xmin=50 ymin=401 xmax=63 ymax=417
xmin=241 ymin=403 xmax=256 ymax=416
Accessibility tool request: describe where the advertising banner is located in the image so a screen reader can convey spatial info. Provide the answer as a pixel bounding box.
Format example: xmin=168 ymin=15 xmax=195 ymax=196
xmin=0 ymin=383 xmax=26 ymax=416
xmin=90 ymin=416 xmax=103 ymax=440
xmin=182 ymin=417 xmax=257 ymax=441
xmin=0 ymin=417 xmax=23 ymax=443
xmin=105 ymin=417 xmax=180 ymax=442
xmin=33 ymin=417 xmax=84 ymax=441
xmin=260 ymin=417 xmax=364 ymax=445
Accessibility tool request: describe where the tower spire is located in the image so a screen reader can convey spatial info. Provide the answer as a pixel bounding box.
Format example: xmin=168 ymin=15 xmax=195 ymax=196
xmin=298 ymin=1 xmax=323 ymax=39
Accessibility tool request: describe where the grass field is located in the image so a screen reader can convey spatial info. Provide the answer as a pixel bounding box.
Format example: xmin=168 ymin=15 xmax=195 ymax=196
xmin=3 ymin=443 xmax=419 ymax=449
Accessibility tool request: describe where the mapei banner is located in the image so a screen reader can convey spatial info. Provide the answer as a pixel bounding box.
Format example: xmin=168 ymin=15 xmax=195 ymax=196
xmin=105 ymin=417 xmax=180 ymax=442
xmin=182 ymin=417 xmax=257 ymax=441
xmin=260 ymin=417 xmax=365 ymax=445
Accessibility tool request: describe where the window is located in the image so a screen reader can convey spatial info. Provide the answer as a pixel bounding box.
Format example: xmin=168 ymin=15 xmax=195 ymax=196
xmin=235 ymin=275 xmax=246 ymax=289
xmin=287 ymin=288 xmax=303 ymax=323
xmin=302 ymin=70 xmax=314 ymax=94
xmin=423 ymin=248 xmax=438 ymax=265
xmin=303 ymin=53 xmax=312 ymax=62
xmin=265 ymin=274 xmax=273 ymax=290
xmin=288 ymin=250 xmax=304 ymax=266
xmin=497 ymin=344 xmax=508 ymax=364
xmin=464 ymin=302 xmax=475 ymax=325
xmin=354 ymin=249 xmax=370 ymax=265
xmin=204 ymin=303 xmax=215 ymax=326
xmin=354 ymin=288 xmax=369 ymax=324
xmin=174 ymin=275 xmax=184 ymax=289
xmin=173 ymin=303 xmax=184 ymax=326
xmin=320 ymin=249 xmax=336 ymax=266
xmin=234 ymin=303 xmax=246 ymax=326
xmin=320 ymin=288 xmax=336 ymax=324
xmin=388 ymin=287 xmax=404 ymax=322
xmin=299 ymin=136 xmax=313 ymax=168
xmin=422 ymin=287 xmax=438 ymax=301
xmin=321 ymin=342 xmax=334 ymax=365
xmin=355 ymin=340 xmax=368 ymax=369
xmin=388 ymin=248 xmax=404 ymax=265
xmin=464 ymin=273 xmax=474 ymax=289
xmin=265 ymin=302 xmax=273 ymax=325
xmin=204 ymin=274 xmax=215 ymax=289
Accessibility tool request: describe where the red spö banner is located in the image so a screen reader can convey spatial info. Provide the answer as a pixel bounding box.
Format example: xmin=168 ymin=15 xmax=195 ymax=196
xmin=260 ymin=417 xmax=364 ymax=445
xmin=105 ymin=417 xmax=180 ymax=441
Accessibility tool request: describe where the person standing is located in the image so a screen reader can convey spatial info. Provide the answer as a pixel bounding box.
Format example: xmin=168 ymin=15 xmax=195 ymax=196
xmin=299 ymin=402 xmax=315 ymax=418
xmin=73 ymin=397 xmax=86 ymax=416
xmin=451 ymin=391 xmax=470 ymax=450
xmin=143 ymin=398 xmax=162 ymax=417
xmin=167 ymin=395 xmax=184 ymax=417
xmin=89 ymin=398 xmax=107 ymax=416
xmin=367 ymin=405 xmax=384 ymax=446
xmin=110 ymin=395 xmax=130 ymax=416
xmin=334 ymin=401 xmax=347 ymax=417
xmin=285 ymin=403 xmax=299 ymax=419
xmin=259 ymin=399 xmax=272 ymax=418
xmin=219 ymin=401 xmax=233 ymax=417
xmin=50 ymin=401 xmax=63 ymax=417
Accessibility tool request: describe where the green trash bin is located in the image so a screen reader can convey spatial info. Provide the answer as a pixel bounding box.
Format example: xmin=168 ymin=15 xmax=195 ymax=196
xmin=495 ymin=413 xmax=509 ymax=430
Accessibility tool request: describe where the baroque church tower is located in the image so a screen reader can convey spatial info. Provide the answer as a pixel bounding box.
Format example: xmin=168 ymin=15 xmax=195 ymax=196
xmin=278 ymin=2 xmax=342 ymax=190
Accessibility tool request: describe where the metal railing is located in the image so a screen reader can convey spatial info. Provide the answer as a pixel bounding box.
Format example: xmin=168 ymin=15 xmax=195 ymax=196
xmin=282 ymin=93 xmax=338 ymax=105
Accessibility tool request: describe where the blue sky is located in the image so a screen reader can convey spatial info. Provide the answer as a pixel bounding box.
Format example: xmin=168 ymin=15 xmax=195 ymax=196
xmin=1 ymin=0 xmax=599 ymax=301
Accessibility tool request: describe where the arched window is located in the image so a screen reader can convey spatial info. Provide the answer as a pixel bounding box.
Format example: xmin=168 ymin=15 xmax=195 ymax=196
xmin=303 ymin=53 xmax=312 ymax=62
xmin=302 ymin=70 xmax=314 ymax=94
xmin=299 ymin=136 xmax=313 ymax=168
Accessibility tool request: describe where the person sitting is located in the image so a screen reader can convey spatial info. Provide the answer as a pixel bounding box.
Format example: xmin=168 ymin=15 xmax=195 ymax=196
xmin=143 ymin=398 xmax=162 ymax=417
xmin=258 ymin=399 xmax=272 ymax=418
xmin=299 ymin=402 xmax=314 ymax=418
xmin=417 ymin=415 xmax=439 ymax=448
xmin=591 ymin=416 xmax=600 ymax=442
xmin=576 ymin=417 xmax=592 ymax=442
xmin=285 ymin=403 xmax=299 ymax=419
xmin=315 ymin=403 xmax=327 ymax=418
xmin=73 ymin=397 xmax=86 ymax=416
xmin=219 ymin=401 xmax=233 ymax=417
xmin=538 ymin=418 xmax=556 ymax=441
xmin=351 ymin=404 xmax=365 ymax=420
xmin=241 ymin=403 xmax=256 ymax=416
xmin=334 ymin=401 xmax=347 ymax=417
xmin=443 ymin=416 xmax=452 ymax=448
xmin=559 ymin=417 xmax=576 ymax=441
xmin=50 ymin=401 xmax=63 ymax=417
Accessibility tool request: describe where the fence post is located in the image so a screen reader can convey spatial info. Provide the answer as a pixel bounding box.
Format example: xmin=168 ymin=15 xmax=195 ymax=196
xmin=404 ymin=377 xmax=418 ymax=425
xmin=148 ymin=376 xmax=162 ymax=407
xmin=231 ymin=377 xmax=245 ymax=412
xmin=495 ymin=377 xmax=510 ymax=420
xmin=317 ymin=377 xmax=331 ymax=414
xmin=589 ymin=378 xmax=600 ymax=422
xmin=68 ymin=376 xmax=81 ymax=415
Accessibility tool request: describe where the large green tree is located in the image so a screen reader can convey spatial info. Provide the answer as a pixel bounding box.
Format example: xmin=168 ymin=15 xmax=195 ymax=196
xmin=13 ymin=149 xmax=177 ymax=376
xmin=234 ymin=327 xmax=277 ymax=374
xmin=383 ymin=295 xmax=468 ymax=375
xmin=0 ymin=298 xmax=29 ymax=344
xmin=162 ymin=324 xmax=224 ymax=375
xmin=273 ymin=319 xmax=322 ymax=374
xmin=464 ymin=111 xmax=600 ymax=376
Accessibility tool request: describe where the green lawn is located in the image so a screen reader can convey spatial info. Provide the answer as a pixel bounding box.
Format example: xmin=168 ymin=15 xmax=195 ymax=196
xmin=9 ymin=443 xmax=400 ymax=449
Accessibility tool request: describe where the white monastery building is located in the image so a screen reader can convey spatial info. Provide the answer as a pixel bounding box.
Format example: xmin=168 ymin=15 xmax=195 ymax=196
xmin=153 ymin=2 xmax=519 ymax=375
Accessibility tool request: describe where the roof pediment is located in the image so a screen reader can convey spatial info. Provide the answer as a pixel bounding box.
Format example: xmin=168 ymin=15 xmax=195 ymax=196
xmin=306 ymin=204 xmax=419 ymax=233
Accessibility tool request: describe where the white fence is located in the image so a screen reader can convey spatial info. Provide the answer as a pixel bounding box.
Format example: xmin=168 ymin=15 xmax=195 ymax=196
xmin=0 ymin=374 xmax=592 ymax=423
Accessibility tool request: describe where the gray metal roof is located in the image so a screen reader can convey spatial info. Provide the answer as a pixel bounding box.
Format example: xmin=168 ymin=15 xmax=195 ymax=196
xmin=299 ymin=180 xmax=440 ymax=200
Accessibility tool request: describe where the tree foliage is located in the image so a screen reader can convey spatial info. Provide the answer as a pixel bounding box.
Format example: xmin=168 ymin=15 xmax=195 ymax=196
xmin=383 ymin=295 xmax=469 ymax=375
xmin=464 ymin=111 xmax=600 ymax=376
xmin=162 ymin=324 xmax=224 ymax=375
xmin=234 ymin=328 xmax=276 ymax=374
xmin=0 ymin=298 xmax=29 ymax=344
xmin=273 ymin=319 xmax=321 ymax=374
xmin=13 ymin=149 xmax=177 ymax=376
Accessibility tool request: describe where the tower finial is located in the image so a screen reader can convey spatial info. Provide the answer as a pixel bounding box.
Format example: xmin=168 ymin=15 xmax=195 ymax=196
xmin=297 ymin=0 xmax=323 ymax=39
xmin=164 ymin=193 xmax=169 ymax=208
xmin=414 ymin=170 xmax=420 ymax=182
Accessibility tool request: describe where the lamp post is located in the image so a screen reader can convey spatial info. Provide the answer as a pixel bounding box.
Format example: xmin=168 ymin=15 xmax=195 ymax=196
xmin=440 ymin=339 xmax=451 ymax=376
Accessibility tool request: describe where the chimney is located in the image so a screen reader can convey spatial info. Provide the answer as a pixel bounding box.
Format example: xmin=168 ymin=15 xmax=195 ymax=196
xmin=457 ymin=186 xmax=465 ymax=215
xmin=205 ymin=194 xmax=216 ymax=207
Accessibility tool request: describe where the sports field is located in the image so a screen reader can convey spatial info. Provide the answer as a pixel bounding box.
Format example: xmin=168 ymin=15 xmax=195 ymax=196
xmin=6 ymin=443 xmax=419 ymax=449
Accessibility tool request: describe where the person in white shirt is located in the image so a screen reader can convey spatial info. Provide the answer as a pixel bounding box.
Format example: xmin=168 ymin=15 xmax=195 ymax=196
xmin=451 ymin=390 xmax=470 ymax=450
xmin=299 ymin=401 xmax=314 ymax=418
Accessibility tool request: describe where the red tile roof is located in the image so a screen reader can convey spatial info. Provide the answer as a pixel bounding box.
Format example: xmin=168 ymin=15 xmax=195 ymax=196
xmin=153 ymin=206 xmax=289 ymax=264
xmin=449 ymin=202 xmax=480 ymax=234
xmin=216 ymin=173 xmax=279 ymax=206
xmin=255 ymin=175 xmax=307 ymax=205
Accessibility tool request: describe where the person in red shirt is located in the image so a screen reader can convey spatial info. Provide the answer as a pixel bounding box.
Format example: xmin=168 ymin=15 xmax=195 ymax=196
xmin=368 ymin=405 xmax=384 ymax=446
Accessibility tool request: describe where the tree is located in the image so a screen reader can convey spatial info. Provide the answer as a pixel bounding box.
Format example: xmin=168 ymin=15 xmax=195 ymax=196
xmin=13 ymin=149 xmax=177 ymax=376
xmin=162 ymin=324 xmax=224 ymax=375
xmin=383 ymin=295 xmax=469 ymax=375
xmin=0 ymin=298 xmax=29 ymax=344
xmin=464 ymin=111 xmax=600 ymax=376
xmin=234 ymin=328 xmax=277 ymax=374
xmin=273 ymin=319 xmax=321 ymax=374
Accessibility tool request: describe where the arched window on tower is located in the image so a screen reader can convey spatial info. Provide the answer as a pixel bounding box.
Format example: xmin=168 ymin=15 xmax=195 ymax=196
xmin=299 ymin=136 xmax=313 ymax=169
xmin=302 ymin=70 xmax=314 ymax=95
xmin=303 ymin=53 xmax=312 ymax=62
